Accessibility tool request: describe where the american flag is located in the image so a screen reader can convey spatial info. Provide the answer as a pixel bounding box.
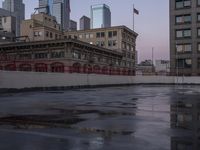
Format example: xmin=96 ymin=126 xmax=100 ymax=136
xmin=134 ymin=8 xmax=139 ymax=15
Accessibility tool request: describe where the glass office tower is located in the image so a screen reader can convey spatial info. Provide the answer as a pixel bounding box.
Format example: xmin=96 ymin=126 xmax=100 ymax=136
xmin=91 ymin=4 xmax=111 ymax=29
xmin=39 ymin=0 xmax=53 ymax=15
xmin=2 ymin=0 xmax=25 ymax=36
xmin=52 ymin=0 xmax=70 ymax=31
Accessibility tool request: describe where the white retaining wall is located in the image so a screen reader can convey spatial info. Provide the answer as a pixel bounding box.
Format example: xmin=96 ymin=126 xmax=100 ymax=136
xmin=0 ymin=71 xmax=199 ymax=89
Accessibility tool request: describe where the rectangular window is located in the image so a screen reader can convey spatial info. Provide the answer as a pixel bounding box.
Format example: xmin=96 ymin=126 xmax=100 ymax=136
xmin=176 ymin=15 xmax=191 ymax=24
xmin=108 ymin=31 xmax=118 ymax=38
xmin=197 ymin=13 xmax=200 ymax=22
xmin=176 ymin=29 xmax=191 ymax=38
xmin=90 ymin=33 xmax=94 ymax=38
xmin=72 ymin=51 xmax=81 ymax=59
xmin=86 ymin=34 xmax=89 ymax=39
xmin=100 ymin=41 xmax=105 ymax=47
xmin=176 ymin=58 xmax=192 ymax=68
xmin=113 ymin=31 xmax=117 ymax=36
xmin=176 ymin=0 xmax=191 ymax=9
xmin=35 ymin=53 xmax=48 ymax=59
xmin=197 ymin=28 xmax=200 ymax=37
xmin=108 ymin=40 xmax=112 ymax=47
xmin=198 ymin=0 xmax=200 ymax=6
xmin=101 ymin=32 xmax=105 ymax=37
xmin=96 ymin=32 xmax=100 ymax=38
xmin=51 ymin=51 xmax=65 ymax=58
xmin=96 ymin=32 xmax=104 ymax=38
xmin=108 ymin=31 xmax=112 ymax=38
xmin=79 ymin=34 xmax=83 ymax=39
xmin=197 ymin=43 xmax=200 ymax=52
xmin=176 ymin=44 xmax=192 ymax=53
xmin=197 ymin=58 xmax=200 ymax=68
xmin=50 ymin=32 xmax=53 ymax=38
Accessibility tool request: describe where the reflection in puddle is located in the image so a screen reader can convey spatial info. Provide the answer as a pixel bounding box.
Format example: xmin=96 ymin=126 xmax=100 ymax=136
xmin=0 ymin=86 xmax=200 ymax=149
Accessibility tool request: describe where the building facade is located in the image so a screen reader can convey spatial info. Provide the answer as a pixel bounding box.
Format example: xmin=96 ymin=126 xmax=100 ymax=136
xmin=80 ymin=15 xmax=90 ymax=30
xmin=155 ymin=60 xmax=170 ymax=75
xmin=2 ymin=0 xmax=25 ymax=36
xmin=91 ymin=4 xmax=111 ymax=29
xmin=64 ymin=26 xmax=138 ymax=69
xmin=0 ymin=39 xmax=135 ymax=75
xmin=170 ymin=0 xmax=200 ymax=76
xmin=136 ymin=60 xmax=155 ymax=75
xmin=52 ymin=0 xmax=70 ymax=31
xmin=69 ymin=20 xmax=77 ymax=31
xmin=0 ymin=30 xmax=15 ymax=44
xmin=1 ymin=16 xmax=16 ymax=34
xmin=170 ymin=99 xmax=200 ymax=149
xmin=0 ymin=8 xmax=16 ymax=44
xmin=21 ymin=13 xmax=62 ymax=41
xmin=39 ymin=0 xmax=53 ymax=15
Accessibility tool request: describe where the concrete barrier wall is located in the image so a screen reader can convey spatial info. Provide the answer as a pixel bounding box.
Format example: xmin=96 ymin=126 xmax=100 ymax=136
xmin=0 ymin=71 xmax=199 ymax=90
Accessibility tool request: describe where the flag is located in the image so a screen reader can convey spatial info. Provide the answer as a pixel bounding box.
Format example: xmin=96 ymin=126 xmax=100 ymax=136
xmin=134 ymin=8 xmax=139 ymax=15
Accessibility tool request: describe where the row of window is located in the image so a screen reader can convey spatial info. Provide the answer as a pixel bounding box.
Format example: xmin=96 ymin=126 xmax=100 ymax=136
xmin=35 ymin=51 xmax=65 ymax=59
xmin=176 ymin=58 xmax=192 ymax=68
xmin=175 ymin=13 xmax=200 ymax=24
xmin=34 ymin=31 xmax=62 ymax=39
xmin=176 ymin=58 xmax=200 ymax=69
xmin=78 ymin=31 xmax=118 ymax=39
xmin=175 ymin=0 xmax=200 ymax=9
xmin=122 ymin=42 xmax=134 ymax=51
xmin=175 ymin=0 xmax=191 ymax=9
xmin=176 ymin=43 xmax=200 ymax=53
xmin=72 ymin=51 xmax=134 ymax=67
xmin=95 ymin=40 xmax=118 ymax=47
xmin=122 ymin=33 xmax=135 ymax=43
xmin=18 ymin=51 xmax=65 ymax=60
xmin=175 ymin=28 xmax=200 ymax=38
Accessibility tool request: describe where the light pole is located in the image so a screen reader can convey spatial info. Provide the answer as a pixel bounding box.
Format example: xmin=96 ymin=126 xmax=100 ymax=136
xmin=152 ymin=47 xmax=154 ymax=74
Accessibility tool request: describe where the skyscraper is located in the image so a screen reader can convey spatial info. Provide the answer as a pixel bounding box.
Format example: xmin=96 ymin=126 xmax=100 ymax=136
xmin=52 ymin=0 xmax=70 ymax=31
xmin=2 ymin=0 xmax=25 ymax=36
xmin=170 ymin=0 xmax=200 ymax=76
xmin=39 ymin=0 xmax=53 ymax=15
xmin=80 ymin=16 xmax=90 ymax=30
xmin=69 ymin=20 xmax=77 ymax=31
xmin=91 ymin=4 xmax=111 ymax=29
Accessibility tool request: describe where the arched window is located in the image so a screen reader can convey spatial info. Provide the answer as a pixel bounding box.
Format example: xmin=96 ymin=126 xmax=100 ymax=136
xmin=110 ymin=67 xmax=116 ymax=75
xmin=93 ymin=65 xmax=101 ymax=74
xmin=5 ymin=64 xmax=16 ymax=71
xmin=122 ymin=68 xmax=128 ymax=75
xmin=102 ymin=66 xmax=108 ymax=74
xmin=51 ymin=62 xmax=64 ymax=73
xmin=116 ymin=68 xmax=121 ymax=75
xmin=19 ymin=64 xmax=32 ymax=72
xmin=72 ymin=63 xmax=81 ymax=73
xmin=87 ymin=64 xmax=92 ymax=74
xmin=35 ymin=63 xmax=47 ymax=72
xmin=128 ymin=70 xmax=132 ymax=75
xmin=83 ymin=64 xmax=88 ymax=73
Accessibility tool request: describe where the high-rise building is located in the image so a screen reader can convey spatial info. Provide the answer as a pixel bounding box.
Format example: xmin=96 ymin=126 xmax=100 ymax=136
xmin=2 ymin=0 xmax=25 ymax=36
xmin=91 ymin=4 xmax=111 ymax=29
xmin=52 ymin=0 xmax=70 ymax=31
xmin=80 ymin=16 xmax=90 ymax=30
xmin=39 ymin=0 xmax=53 ymax=15
xmin=170 ymin=0 xmax=200 ymax=76
xmin=69 ymin=20 xmax=77 ymax=31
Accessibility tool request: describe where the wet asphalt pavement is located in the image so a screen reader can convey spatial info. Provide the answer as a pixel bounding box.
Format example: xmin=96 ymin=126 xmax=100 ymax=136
xmin=0 ymin=85 xmax=199 ymax=150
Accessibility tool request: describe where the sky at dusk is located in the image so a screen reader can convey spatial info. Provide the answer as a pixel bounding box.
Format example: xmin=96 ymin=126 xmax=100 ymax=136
xmin=0 ymin=0 xmax=169 ymax=62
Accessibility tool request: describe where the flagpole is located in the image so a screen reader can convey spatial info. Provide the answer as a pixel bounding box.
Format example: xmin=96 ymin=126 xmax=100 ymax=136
xmin=133 ymin=4 xmax=135 ymax=31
